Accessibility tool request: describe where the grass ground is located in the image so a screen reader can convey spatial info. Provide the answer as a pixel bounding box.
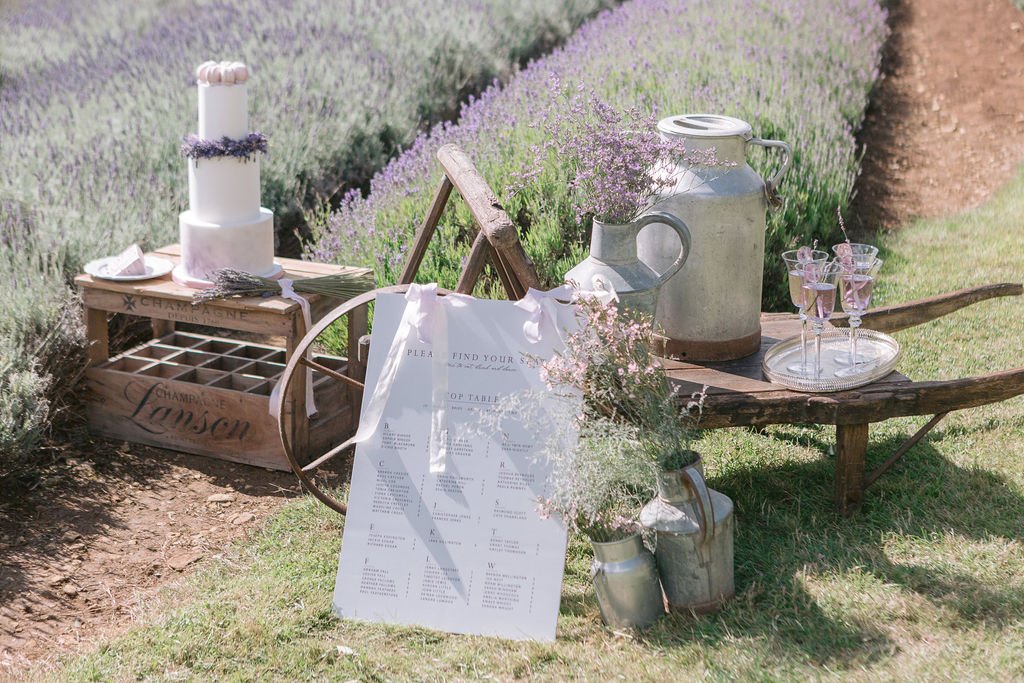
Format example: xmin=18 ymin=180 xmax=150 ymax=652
xmin=42 ymin=167 xmax=1024 ymax=681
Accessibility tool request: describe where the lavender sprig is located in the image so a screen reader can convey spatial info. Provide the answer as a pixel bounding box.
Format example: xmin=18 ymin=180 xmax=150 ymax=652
xmin=513 ymin=89 xmax=703 ymax=226
xmin=837 ymin=206 xmax=851 ymax=244
xmin=180 ymin=132 xmax=268 ymax=163
xmin=192 ymin=268 xmax=374 ymax=305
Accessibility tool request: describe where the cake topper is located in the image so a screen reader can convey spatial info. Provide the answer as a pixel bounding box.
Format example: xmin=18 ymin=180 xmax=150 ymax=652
xmin=196 ymin=60 xmax=248 ymax=85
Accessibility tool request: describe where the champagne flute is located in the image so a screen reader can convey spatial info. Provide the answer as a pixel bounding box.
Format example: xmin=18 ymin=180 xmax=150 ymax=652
xmin=833 ymin=242 xmax=879 ymax=271
xmin=801 ymin=261 xmax=841 ymax=378
xmin=835 ymin=257 xmax=883 ymax=375
xmin=782 ymin=249 xmax=829 ymax=376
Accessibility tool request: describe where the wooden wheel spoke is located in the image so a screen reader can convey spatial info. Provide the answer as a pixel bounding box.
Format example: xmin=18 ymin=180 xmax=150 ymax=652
xmin=298 ymin=355 xmax=365 ymax=391
xmin=301 ymin=440 xmax=354 ymax=472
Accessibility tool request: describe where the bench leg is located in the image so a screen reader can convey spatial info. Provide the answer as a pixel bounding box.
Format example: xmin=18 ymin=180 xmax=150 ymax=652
xmin=835 ymin=423 xmax=869 ymax=516
xmin=85 ymin=307 xmax=109 ymax=366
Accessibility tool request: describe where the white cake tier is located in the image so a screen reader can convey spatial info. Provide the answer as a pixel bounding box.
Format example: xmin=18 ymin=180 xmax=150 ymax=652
xmin=178 ymin=207 xmax=276 ymax=280
xmin=188 ymin=155 xmax=261 ymax=224
xmin=198 ymin=81 xmax=248 ymax=139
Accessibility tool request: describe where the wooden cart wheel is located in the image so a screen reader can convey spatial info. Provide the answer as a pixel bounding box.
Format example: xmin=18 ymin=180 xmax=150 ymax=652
xmin=274 ymin=284 xmax=448 ymax=515
xmin=275 ymin=145 xmax=542 ymax=514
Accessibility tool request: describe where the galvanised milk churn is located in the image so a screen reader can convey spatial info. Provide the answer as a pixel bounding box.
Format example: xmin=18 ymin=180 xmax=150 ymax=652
xmin=564 ymin=212 xmax=691 ymax=317
xmin=590 ymin=534 xmax=665 ymax=628
xmin=637 ymin=114 xmax=791 ymax=360
xmin=639 ymin=453 xmax=734 ymax=614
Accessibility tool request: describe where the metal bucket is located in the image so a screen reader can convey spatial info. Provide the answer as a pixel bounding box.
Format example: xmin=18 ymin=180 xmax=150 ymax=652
xmin=639 ymin=454 xmax=735 ymax=613
xmin=590 ymin=534 xmax=665 ymax=628
xmin=637 ymin=114 xmax=790 ymax=360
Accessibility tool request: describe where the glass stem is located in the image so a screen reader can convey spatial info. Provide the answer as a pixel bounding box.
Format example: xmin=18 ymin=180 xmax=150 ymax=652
xmin=813 ymin=322 xmax=823 ymax=378
xmin=850 ymin=317 xmax=861 ymax=367
xmin=799 ymin=312 xmax=808 ymax=374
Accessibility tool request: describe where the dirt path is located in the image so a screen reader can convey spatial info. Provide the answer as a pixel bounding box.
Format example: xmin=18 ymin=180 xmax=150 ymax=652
xmin=3 ymin=0 xmax=1024 ymax=677
xmin=850 ymin=0 xmax=1024 ymax=233
xmin=0 ymin=439 xmax=303 ymax=675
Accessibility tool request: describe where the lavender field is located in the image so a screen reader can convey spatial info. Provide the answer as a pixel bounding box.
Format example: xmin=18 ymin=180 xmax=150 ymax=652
xmin=312 ymin=0 xmax=888 ymax=303
xmin=0 ymin=0 xmax=612 ymax=473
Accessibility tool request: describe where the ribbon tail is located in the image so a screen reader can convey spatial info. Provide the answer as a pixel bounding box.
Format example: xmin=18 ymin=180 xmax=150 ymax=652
xmin=323 ymin=290 xmax=422 ymax=456
xmin=428 ymin=299 xmax=449 ymax=473
xmin=272 ymin=278 xmax=317 ymax=418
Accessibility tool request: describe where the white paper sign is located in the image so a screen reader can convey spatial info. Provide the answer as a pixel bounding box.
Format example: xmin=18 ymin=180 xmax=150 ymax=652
xmin=332 ymin=290 xmax=578 ymax=641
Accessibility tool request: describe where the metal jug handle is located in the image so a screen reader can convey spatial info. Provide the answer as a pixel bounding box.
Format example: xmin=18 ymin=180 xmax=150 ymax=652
xmin=749 ymin=137 xmax=792 ymax=209
xmin=634 ymin=211 xmax=692 ymax=288
xmin=681 ymin=466 xmax=716 ymax=546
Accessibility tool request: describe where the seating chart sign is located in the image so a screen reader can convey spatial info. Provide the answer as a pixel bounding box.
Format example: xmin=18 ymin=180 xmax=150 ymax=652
xmin=332 ymin=289 xmax=578 ymax=641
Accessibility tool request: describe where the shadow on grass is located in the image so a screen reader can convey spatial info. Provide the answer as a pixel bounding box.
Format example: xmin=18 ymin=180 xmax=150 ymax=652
xmin=559 ymin=422 xmax=1024 ymax=671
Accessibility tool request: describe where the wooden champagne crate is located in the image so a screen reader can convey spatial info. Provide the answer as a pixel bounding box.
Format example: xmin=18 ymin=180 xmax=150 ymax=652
xmin=84 ymin=331 xmax=355 ymax=470
xmin=76 ymin=246 xmax=371 ymax=471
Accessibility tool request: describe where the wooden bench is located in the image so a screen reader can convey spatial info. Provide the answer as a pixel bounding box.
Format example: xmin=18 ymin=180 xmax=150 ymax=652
xmin=665 ymin=283 xmax=1024 ymax=515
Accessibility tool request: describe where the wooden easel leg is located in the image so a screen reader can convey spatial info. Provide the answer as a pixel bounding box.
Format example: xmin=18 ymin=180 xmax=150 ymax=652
xmin=456 ymin=231 xmax=492 ymax=295
xmin=398 ymin=176 xmax=454 ymax=285
xmin=835 ymin=423 xmax=869 ymax=516
xmin=346 ymin=305 xmax=369 ymax=418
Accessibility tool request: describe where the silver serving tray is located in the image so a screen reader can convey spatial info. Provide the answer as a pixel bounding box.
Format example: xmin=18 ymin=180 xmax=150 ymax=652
xmin=762 ymin=327 xmax=901 ymax=393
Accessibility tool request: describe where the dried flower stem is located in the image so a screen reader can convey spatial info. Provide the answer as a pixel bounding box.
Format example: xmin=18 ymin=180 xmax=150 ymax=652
xmin=191 ymin=268 xmax=374 ymax=305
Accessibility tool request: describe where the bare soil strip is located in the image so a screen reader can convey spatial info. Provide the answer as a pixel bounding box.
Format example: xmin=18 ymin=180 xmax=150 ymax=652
xmin=850 ymin=0 xmax=1024 ymax=233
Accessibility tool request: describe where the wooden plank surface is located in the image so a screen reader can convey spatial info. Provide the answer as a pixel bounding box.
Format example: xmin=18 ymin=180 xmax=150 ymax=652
xmin=673 ymin=368 xmax=1024 ymax=429
xmin=85 ymin=366 xmax=290 ymax=470
xmin=75 ymin=245 xmax=372 ymax=316
xmin=665 ymin=311 xmax=1024 ymax=428
xmin=79 ymin=287 xmax=297 ymax=336
xmin=664 ymin=316 xmax=908 ymax=398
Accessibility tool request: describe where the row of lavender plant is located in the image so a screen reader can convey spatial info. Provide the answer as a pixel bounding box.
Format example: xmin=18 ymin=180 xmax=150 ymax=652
xmin=311 ymin=0 xmax=888 ymax=305
xmin=0 ymin=0 xmax=613 ymax=474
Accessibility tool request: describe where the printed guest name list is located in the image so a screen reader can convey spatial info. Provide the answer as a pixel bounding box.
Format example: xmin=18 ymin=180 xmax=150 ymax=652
xmin=332 ymin=293 xmax=575 ymax=642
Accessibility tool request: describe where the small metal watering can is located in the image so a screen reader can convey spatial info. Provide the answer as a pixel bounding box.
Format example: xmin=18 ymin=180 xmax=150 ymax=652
xmin=590 ymin=534 xmax=665 ymax=629
xmin=564 ymin=211 xmax=691 ymax=317
xmin=638 ymin=114 xmax=791 ymax=360
xmin=639 ymin=453 xmax=734 ymax=614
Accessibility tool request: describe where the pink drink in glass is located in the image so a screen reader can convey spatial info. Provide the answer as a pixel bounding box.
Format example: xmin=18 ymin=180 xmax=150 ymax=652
xmin=834 ymin=261 xmax=880 ymax=375
xmin=800 ymin=261 xmax=840 ymax=378
xmin=782 ymin=249 xmax=829 ymax=376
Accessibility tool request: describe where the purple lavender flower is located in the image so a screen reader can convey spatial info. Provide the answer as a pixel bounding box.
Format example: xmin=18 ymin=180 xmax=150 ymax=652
xmin=515 ymin=90 xmax=696 ymax=225
xmin=311 ymin=0 xmax=888 ymax=307
xmin=180 ymin=132 xmax=268 ymax=163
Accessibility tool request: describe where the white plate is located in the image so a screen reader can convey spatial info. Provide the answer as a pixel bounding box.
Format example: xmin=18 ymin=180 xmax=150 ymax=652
xmin=84 ymin=255 xmax=174 ymax=281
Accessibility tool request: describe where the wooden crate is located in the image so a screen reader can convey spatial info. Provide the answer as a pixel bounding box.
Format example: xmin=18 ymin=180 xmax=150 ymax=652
xmin=84 ymin=331 xmax=355 ymax=470
xmin=76 ymin=245 xmax=371 ymax=471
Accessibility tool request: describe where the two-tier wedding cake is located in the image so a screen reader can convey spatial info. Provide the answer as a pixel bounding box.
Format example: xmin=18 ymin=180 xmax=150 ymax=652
xmin=173 ymin=60 xmax=281 ymax=287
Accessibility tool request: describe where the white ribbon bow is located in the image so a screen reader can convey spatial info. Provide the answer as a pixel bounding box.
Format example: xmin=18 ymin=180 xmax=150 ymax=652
xmin=514 ymin=280 xmax=618 ymax=344
xmin=336 ymin=283 xmax=591 ymax=475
